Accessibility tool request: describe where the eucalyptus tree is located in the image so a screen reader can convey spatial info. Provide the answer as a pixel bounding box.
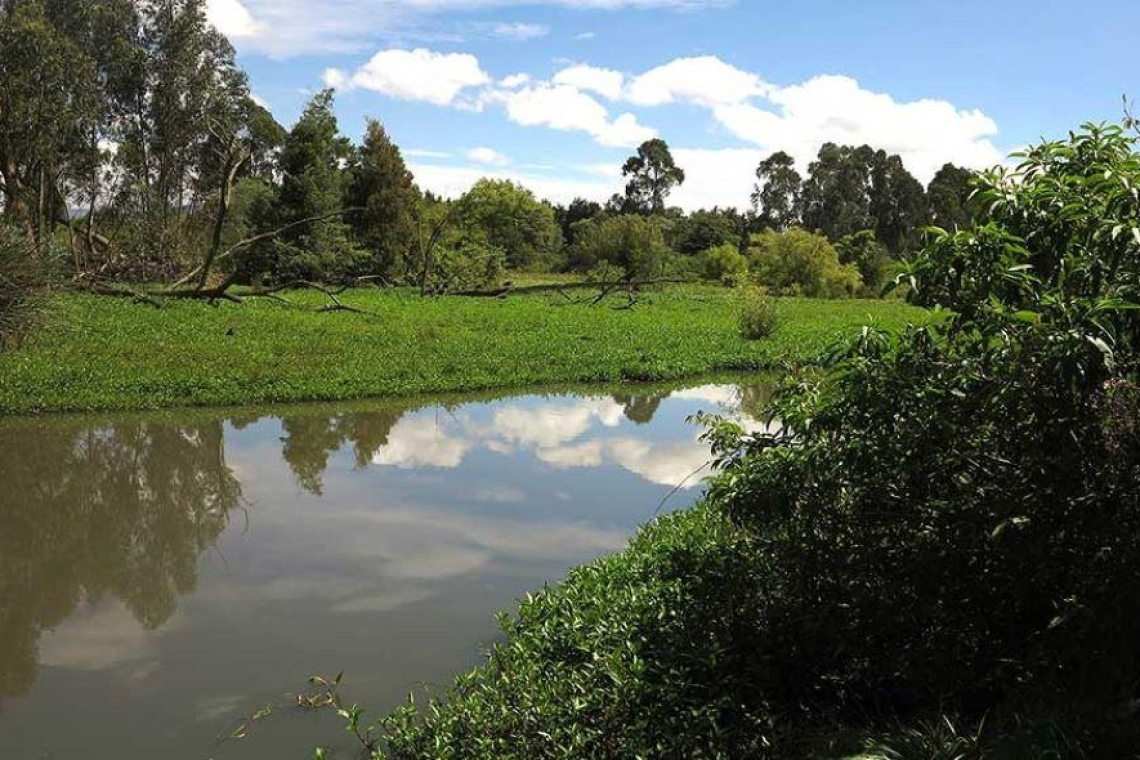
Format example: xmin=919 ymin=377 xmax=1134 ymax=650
xmin=751 ymin=150 xmax=802 ymax=230
xmin=622 ymin=138 xmax=685 ymax=214
xmin=0 ymin=0 xmax=99 ymax=249
xmin=927 ymin=163 xmax=979 ymax=231
xmin=867 ymin=149 xmax=928 ymax=253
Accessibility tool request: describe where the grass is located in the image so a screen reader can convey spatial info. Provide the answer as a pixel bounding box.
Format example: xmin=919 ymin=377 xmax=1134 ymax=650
xmin=0 ymin=286 xmax=927 ymax=414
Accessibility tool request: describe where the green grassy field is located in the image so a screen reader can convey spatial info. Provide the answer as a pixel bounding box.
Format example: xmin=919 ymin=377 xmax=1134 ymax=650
xmin=0 ymin=287 xmax=928 ymax=414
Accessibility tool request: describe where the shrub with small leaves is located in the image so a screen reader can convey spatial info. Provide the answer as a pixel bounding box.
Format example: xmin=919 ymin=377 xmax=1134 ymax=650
xmin=736 ymin=285 xmax=779 ymax=340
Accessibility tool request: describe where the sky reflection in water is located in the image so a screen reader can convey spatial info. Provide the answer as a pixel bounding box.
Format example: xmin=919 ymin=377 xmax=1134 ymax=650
xmin=0 ymin=381 xmax=770 ymax=759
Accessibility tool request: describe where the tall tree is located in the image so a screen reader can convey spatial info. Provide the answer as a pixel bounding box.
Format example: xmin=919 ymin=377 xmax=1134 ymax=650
xmin=800 ymin=143 xmax=874 ymax=241
xmin=348 ymin=119 xmax=418 ymax=275
xmin=0 ymin=0 xmax=99 ymax=248
xmin=622 ymin=138 xmax=685 ymax=214
xmin=867 ymin=149 xmax=928 ymax=253
xmin=927 ymin=163 xmax=978 ymax=231
xmin=268 ymin=89 xmax=363 ymax=281
xmin=751 ymin=151 xmax=802 ymax=230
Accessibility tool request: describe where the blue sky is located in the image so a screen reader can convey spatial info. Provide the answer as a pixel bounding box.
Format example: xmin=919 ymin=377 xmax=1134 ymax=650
xmin=207 ymin=0 xmax=1139 ymax=209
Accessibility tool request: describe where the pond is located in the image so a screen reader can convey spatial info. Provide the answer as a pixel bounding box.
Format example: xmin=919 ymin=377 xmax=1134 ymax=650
xmin=0 ymin=379 xmax=772 ymax=758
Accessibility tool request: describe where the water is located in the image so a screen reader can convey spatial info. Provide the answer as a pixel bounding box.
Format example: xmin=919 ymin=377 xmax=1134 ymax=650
xmin=0 ymin=380 xmax=771 ymax=759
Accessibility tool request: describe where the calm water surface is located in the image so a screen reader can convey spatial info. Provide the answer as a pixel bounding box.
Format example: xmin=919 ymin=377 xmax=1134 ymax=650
xmin=0 ymin=381 xmax=771 ymax=759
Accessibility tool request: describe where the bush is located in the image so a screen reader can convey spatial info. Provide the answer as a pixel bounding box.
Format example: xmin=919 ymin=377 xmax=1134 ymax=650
xmin=0 ymin=227 xmax=44 ymax=349
xmin=835 ymin=229 xmax=893 ymax=294
xmin=567 ymin=215 xmax=671 ymax=281
xmin=748 ymin=227 xmax=862 ymax=298
xmin=736 ymin=285 xmax=779 ymax=339
xmin=457 ymin=179 xmax=563 ymax=270
xmin=698 ymin=243 xmax=749 ymax=284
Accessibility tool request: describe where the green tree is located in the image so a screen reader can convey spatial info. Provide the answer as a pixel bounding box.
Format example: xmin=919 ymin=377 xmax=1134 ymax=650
xmin=698 ymin=243 xmax=749 ymax=283
xmin=622 ymin=139 xmax=685 ymax=214
xmin=835 ymin=229 xmax=891 ymax=292
xmin=348 ymin=119 xmax=418 ymax=276
xmin=568 ymin=215 xmax=671 ymax=281
xmin=800 ymin=143 xmax=873 ymax=241
xmin=0 ymin=0 xmax=99 ymax=248
xmin=926 ymin=163 xmax=979 ymax=231
xmin=457 ymin=179 xmax=562 ymax=270
xmin=751 ymin=151 xmax=802 ymax=230
xmin=264 ymin=89 xmax=364 ymax=282
xmin=867 ymin=149 xmax=928 ymax=253
xmin=748 ymin=227 xmax=861 ymax=297
xmin=669 ymin=209 xmax=743 ymax=256
xmin=555 ymin=198 xmax=603 ymax=243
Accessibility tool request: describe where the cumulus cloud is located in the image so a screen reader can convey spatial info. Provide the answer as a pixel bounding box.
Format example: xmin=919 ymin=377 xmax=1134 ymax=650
xmin=710 ymin=74 xmax=1003 ymax=182
xmin=324 ymin=48 xmax=491 ymax=106
xmin=625 ymin=55 xmax=769 ymax=107
xmin=466 ymin=146 xmax=511 ymax=165
xmin=553 ymin=64 xmax=625 ymax=100
xmin=205 ymin=0 xmax=262 ymax=39
xmin=496 ymin=83 xmax=656 ymax=147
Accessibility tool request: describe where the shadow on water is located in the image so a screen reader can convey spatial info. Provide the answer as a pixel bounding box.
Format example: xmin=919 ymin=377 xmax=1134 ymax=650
xmin=0 ymin=375 xmax=774 ymax=757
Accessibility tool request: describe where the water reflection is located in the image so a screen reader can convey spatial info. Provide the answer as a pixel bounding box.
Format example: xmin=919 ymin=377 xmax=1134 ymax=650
xmin=0 ymin=380 xmax=770 ymax=758
xmin=0 ymin=421 xmax=240 ymax=705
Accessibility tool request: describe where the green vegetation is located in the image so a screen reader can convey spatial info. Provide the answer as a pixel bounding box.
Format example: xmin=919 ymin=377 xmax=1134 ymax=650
xmin=735 ymin=285 xmax=779 ymax=339
xmin=0 ymin=287 xmax=923 ymax=414
xmin=316 ymin=123 xmax=1140 ymax=758
xmin=748 ymin=228 xmax=862 ymax=298
xmin=0 ymin=227 xmax=43 ymax=347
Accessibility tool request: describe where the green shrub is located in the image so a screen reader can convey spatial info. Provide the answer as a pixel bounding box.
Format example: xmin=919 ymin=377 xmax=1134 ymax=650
xmin=748 ymin=227 xmax=862 ymax=298
xmin=567 ymin=215 xmax=671 ymax=281
xmin=698 ymin=243 xmax=749 ymax=284
xmin=736 ymin=285 xmax=779 ymax=339
xmin=0 ymin=227 xmax=44 ymax=349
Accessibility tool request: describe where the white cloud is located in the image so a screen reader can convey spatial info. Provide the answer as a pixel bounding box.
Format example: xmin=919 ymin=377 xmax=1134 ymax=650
xmin=499 ymin=83 xmax=656 ymax=147
xmin=500 ymin=73 xmax=533 ymax=88
xmin=710 ymin=74 xmax=1002 ymax=183
xmin=553 ymin=64 xmax=625 ymax=100
xmin=575 ymin=31 xmax=598 ymax=40
xmin=338 ymin=48 xmax=491 ymax=106
xmin=205 ymin=0 xmax=262 ymax=39
xmin=466 ymin=146 xmax=511 ymax=165
xmin=706 ymin=73 xmax=1003 ymax=183
xmin=606 ymin=438 xmax=710 ymax=488
xmin=625 ymin=55 xmax=769 ymax=107
xmin=372 ymin=417 xmax=472 ymax=469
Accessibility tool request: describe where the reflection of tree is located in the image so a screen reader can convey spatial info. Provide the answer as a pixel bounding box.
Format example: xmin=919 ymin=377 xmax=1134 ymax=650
xmin=281 ymin=409 xmax=405 ymax=494
xmin=735 ymin=383 xmax=777 ymax=421
xmin=611 ymin=394 xmax=666 ymax=425
xmin=0 ymin=419 xmax=241 ymax=705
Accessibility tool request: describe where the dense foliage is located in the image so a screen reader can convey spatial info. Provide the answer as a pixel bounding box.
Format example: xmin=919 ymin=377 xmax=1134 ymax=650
xmin=748 ymin=228 xmax=863 ymax=297
xmin=342 ymin=123 xmax=1140 ymax=758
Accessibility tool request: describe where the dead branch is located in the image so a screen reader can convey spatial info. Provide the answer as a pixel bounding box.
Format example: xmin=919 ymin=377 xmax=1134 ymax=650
xmin=171 ymin=208 xmax=364 ymax=289
xmin=448 ymin=278 xmax=692 ymax=299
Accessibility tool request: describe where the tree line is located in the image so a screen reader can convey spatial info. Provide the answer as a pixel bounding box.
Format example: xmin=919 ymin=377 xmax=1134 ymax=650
xmin=1 ymin=0 xmax=981 ymax=301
